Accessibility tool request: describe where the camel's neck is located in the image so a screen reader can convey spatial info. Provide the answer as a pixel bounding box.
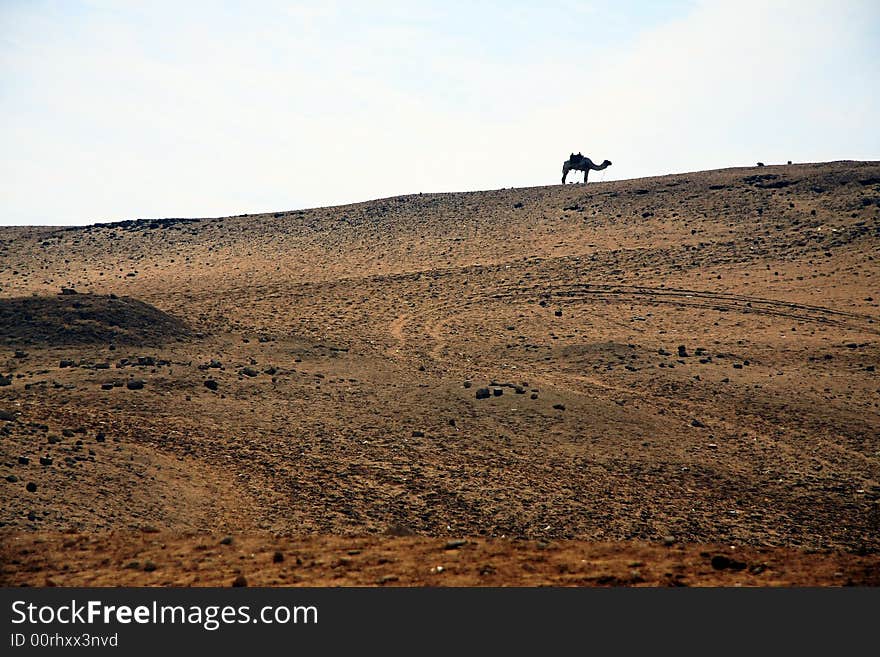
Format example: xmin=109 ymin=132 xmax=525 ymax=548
xmin=589 ymin=160 xmax=609 ymax=171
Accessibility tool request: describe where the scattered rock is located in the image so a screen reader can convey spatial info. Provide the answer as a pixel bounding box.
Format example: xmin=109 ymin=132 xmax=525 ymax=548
xmin=220 ymin=536 xmax=234 ymax=545
xmin=126 ymin=379 xmax=145 ymax=390
xmin=553 ymin=403 xmax=566 ymax=411
xmin=231 ymin=574 xmax=248 ymax=587
xmin=463 ymin=381 xmax=472 ymax=388
xmin=384 ymin=524 xmax=415 ymax=537
xmin=143 ymin=561 xmax=157 ymax=572
xmin=677 ymin=345 xmax=689 ymax=357
xmin=18 ymin=456 xmax=30 ymax=465
xmin=475 ymin=388 xmax=491 ymax=400
xmin=710 ymin=555 xmax=747 ymax=571
xmin=39 ymin=456 xmax=52 ymax=466
xmin=272 ymin=551 xmax=284 ymax=564
xmin=204 ymin=380 xmax=219 ymax=391
xmin=60 ymin=287 xmax=77 ymax=295
xmin=26 ymin=482 xmax=37 ymax=492
xmin=0 ymin=409 xmax=15 ymax=421
xmin=691 ymin=419 xmax=706 ymax=428
xmin=444 ymin=540 xmax=468 ymax=550
xmin=411 ymin=430 xmax=424 ymax=438
xmin=241 ymin=367 xmax=259 ymax=377
xmin=492 ymin=388 xmax=503 ymax=397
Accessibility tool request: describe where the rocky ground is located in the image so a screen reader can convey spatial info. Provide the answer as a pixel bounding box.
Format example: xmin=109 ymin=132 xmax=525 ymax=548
xmin=1 ymin=160 xmax=878 ymax=586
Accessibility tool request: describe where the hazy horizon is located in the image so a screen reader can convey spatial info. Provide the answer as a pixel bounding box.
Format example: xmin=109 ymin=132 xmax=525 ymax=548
xmin=2 ymin=0 xmax=878 ymax=226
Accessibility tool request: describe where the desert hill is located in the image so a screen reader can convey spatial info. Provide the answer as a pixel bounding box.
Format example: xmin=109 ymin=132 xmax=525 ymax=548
xmin=1 ymin=160 xmax=878 ymax=586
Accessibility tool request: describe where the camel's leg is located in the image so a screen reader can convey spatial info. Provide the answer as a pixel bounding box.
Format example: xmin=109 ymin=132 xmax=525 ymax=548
xmin=562 ymin=164 xmax=570 ymax=184
xmin=583 ymin=169 xmax=589 ymax=184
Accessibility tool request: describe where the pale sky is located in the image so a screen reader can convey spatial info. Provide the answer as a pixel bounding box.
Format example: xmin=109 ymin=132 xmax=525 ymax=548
xmin=1 ymin=0 xmax=878 ymax=226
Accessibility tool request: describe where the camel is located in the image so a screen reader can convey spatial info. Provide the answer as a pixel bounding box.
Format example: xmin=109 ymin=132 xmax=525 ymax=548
xmin=562 ymin=152 xmax=612 ymax=184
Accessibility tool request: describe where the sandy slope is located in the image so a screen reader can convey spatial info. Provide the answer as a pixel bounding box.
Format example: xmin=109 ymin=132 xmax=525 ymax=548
xmin=1 ymin=161 xmax=878 ymax=586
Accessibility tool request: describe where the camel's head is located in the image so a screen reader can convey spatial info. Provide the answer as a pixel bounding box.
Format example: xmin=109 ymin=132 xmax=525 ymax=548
xmin=602 ymin=159 xmax=612 ymax=167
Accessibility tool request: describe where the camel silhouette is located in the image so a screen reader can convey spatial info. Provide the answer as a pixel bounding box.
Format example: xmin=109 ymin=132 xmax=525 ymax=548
xmin=562 ymin=152 xmax=612 ymax=184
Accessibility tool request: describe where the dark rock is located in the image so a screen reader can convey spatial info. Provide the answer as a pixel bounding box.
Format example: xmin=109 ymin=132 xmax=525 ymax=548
xmin=411 ymin=430 xmax=424 ymax=438
xmin=47 ymin=435 xmax=61 ymax=444
xmin=514 ymin=386 xmax=525 ymax=394
xmin=204 ymin=380 xmax=219 ymax=391
xmin=60 ymin=287 xmax=77 ymax=295
xmin=137 ymin=356 xmax=156 ymax=366
xmin=0 ymin=409 xmax=15 ymax=421
xmin=62 ymin=429 xmax=75 ymax=437
xmin=220 ymin=536 xmax=233 ymax=545
xmin=677 ymin=345 xmax=689 ymax=357
xmin=554 ymin=309 xmax=563 ymax=317
xmin=26 ymin=482 xmax=37 ymax=492
xmin=14 ymin=351 xmax=28 ymax=358
xmin=96 ymin=433 xmax=105 ymax=442
xmin=39 ymin=456 xmax=52 ymax=466
xmin=553 ymin=403 xmax=566 ymax=411
xmin=711 ymin=555 xmax=747 ymax=571
xmin=18 ymin=456 xmax=29 ymax=465
xmin=530 ymin=393 xmax=538 ymax=400
xmin=475 ymin=388 xmax=491 ymax=400
xmin=241 ymin=367 xmax=259 ymax=377
xmin=444 ymin=540 xmax=467 ymax=550
xmin=272 ymin=551 xmax=284 ymax=563
xmin=463 ymin=381 xmax=472 ymax=388
xmin=101 ymin=383 xmax=114 ymax=390
xmin=492 ymin=388 xmax=503 ymax=397
xmin=691 ymin=419 xmax=706 ymax=428
xmin=231 ymin=575 xmax=248 ymax=587
xmin=0 ymin=375 xmax=10 ymax=386
xmin=126 ymin=379 xmax=145 ymax=390
xmin=59 ymin=359 xmax=75 ymax=368
xmin=6 ymin=474 xmax=18 ymax=483
xmin=143 ymin=561 xmax=157 ymax=572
